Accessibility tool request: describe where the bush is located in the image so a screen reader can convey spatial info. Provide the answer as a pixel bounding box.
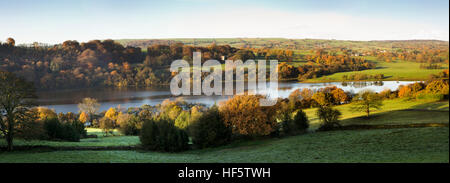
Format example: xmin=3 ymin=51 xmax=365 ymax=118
xmin=43 ymin=118 xmax=80 ymax=142
xmin=190 ymin=106 xmax=232 ymax=149
xmin=140 ymin=119 xmax=189 ymax=152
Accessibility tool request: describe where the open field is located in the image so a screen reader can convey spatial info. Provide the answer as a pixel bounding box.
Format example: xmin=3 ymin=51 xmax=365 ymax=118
xmin=305 ymin=99 xmax=449 ymax=129
xmin=0 ymin=127 xmax=447 ymax=163
xmin=1 ymin=99 xmax=448 ymax=163
xmin=304 ymin=58 xmax=449 ymax=82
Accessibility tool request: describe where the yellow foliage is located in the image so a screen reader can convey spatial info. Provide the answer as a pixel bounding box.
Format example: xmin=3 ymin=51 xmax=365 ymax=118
xmin=79 ymin=112 xmax=89 ymax=123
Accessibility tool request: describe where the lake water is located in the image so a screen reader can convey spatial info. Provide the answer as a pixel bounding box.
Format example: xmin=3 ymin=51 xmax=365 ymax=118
xmin=37 ymin=81 xmax=417 ymax=113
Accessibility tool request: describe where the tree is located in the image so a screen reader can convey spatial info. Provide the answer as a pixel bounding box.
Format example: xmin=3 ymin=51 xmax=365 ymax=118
xmin=351 ymin=90 xmax=383 ymax=117
xmin=0 ymin=71 xmax=36 ymax=151
xmin=312 ymin=92 xmax=335 ymax=106
xmin=35 ymin=107 xmax=57 ymax=121
xmin=6 ymin=37 xmax=15 ymax=46
xmin=99 ymin=117 xmax=115 ymax=136
xmin=79 ymin=112 xmax=89 ymax=123
xmin=316 ymin=106 xmax=342 ymax=130
xmin=190 ymin=106 xmax=231 ymax=148
xmin=219 ymin=95 xmax=277 ymax=137
xmin=174 ymin=111 xmax=191 ymax=129
xmin=104 ymin=107 xmax=118 ymax=121
xmin=78 ymin=98 xmax=100 ymax=124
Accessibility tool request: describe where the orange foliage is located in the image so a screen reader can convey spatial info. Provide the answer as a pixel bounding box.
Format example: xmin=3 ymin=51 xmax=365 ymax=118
xmin=219 ymin=95 xmax=277 ymax=136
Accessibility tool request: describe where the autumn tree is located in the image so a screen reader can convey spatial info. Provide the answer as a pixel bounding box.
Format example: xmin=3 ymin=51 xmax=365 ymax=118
xmin=351 ymin=90 xmax=383 ymax=117
xmin=219 ymin=95 xmax=277 ymax=137
xmin=104 ymin=107 xmax=119 ymax=121
xmin=34 ymin=107 xmax=57 ymax=121
xmin=78 ymin=97 xmax=100 ymax=124
xmin=6 ymin=37 xmax=15 ymax=46
xmin=0 ymin=71 xmax=36 ymax=151
xmin=79 ymin=112 xmax=89 ymax=123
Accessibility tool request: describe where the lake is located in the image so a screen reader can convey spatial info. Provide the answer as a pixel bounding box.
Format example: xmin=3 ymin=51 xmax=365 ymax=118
xmin=37 ymin=81 xmax=418 ymax=113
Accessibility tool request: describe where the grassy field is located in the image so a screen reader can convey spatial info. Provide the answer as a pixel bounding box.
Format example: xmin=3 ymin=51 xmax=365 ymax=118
xmin=304 ymin=58 xmax=449 ymax=82
xmin=0 ymin=99 xmax=448 ymax=163
xmin=0 ymin=127 xmax=447 ymax=163
xmin=305 ymin=99 xmax=449 ymax=129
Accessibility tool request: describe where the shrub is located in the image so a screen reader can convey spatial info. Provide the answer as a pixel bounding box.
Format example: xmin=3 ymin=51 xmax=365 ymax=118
xmin=190 ymin=106 xmax=232 ymax=149
xmin=317 ymin=106 xmax=342 ymax=131
xmin=43 ymin=118 xmax=80 ymax=142
xmin=140 ymin=119 xmax=189 ymax=152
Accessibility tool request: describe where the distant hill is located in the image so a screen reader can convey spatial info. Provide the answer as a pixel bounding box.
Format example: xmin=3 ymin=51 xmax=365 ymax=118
xmin=115 ymin=38 xmax=449 ymax=50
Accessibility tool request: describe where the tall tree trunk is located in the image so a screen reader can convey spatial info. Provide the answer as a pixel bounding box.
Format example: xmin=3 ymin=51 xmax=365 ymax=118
xmin=366 ymin=105 xmax=370 ymax=117
xmin=6 ymin=115 xmax=14 ymax=151
xmin=6 ymin=133 xmax=13 ymax=151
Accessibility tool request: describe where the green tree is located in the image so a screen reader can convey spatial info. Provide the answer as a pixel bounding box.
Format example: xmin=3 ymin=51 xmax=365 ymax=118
xmin=175 ymin=111 xmax=191 ymax=129
xmin=316 ymin=106 xmax=342 ymax=130
xmin=351 ymin=90 xmax=383 ymax=117
xmin=0 ymin=71 xmax=36 ymax=151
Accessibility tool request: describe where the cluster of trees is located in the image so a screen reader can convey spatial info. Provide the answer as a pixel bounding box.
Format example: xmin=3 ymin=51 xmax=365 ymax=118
xmin=248 ymin=48 xmax=294 ymax=62
xmin=277 ymin=49 xmax=375 ymax=80
xmin=287 ymin=86 xmax=351 ymax=109
xmin=373 ymin=48 xmax=449 ymax=64
xmin=1 ymin=38 xmax=299 ymax=90
xmin=342 ymin=73 xmax=385 ymax=81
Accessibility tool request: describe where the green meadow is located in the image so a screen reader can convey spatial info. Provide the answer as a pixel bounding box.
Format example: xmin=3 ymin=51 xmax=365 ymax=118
xmin=303 ymin=57 xmax=449 ymax=82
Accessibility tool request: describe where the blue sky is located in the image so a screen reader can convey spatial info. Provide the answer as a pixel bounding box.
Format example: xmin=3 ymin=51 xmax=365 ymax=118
xmin=1 ymin=0 xmax=448 ymax=44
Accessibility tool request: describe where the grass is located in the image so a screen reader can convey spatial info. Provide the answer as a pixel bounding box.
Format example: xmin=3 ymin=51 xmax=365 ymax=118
xmin=304 ymin=98 xmax=449 ymax=129
xmin=304 ymin=58 xmax=448 ymax=82
xmin=0 ymin=99 xmax=448 ymax=163
xmin=0 ymin=127 xmax=447 ymax=163
xmin=0 ymin=129 xmax=139 ymax=147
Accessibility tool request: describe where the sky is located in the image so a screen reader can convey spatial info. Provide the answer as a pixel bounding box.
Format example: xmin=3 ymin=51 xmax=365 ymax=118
xmin=0 ymin=0 xmax=448 ymax=44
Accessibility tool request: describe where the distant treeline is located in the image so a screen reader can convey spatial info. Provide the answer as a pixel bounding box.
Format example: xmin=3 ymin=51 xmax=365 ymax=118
xmin=278 ymin=49 xmax=376 ymax=80
xmin=0 ymin=38 xmax=292 ymax=90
